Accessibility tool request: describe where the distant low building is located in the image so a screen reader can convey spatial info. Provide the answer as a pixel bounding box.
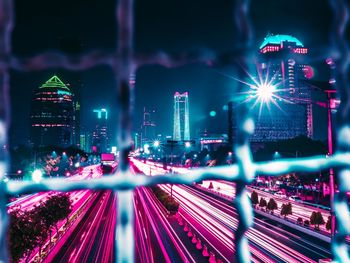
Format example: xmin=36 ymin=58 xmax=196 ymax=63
xmin=199 ymin=134 xmax=228 ymax=151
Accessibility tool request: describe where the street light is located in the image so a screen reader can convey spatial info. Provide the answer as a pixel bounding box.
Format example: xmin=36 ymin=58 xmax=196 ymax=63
xmin=153 ymin=140 xmax=160 ymax=147
xmin=300 ymin=79 xmax=338 ymax=236
xmin=273 ymin=151 xmax=281 ymax=159
xmin=184 ymin=141 xmax=191 ymax=148
xmin=32 ymin=169 xmax=43 ymax=183
xmin=143 ymin=144 xmax=150 ymax=154
xmin=256 ymin=83 xmax=276 ymax=103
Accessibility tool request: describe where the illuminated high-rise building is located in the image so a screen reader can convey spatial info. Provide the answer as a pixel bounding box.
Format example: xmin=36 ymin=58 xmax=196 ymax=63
xmin=30 ymin=75 xmax=74 ymax=147
xmin=72 ymin=101 xmax=81 ymax=148
xmin=142 ymin=107 xmax=156 ymax=144
xmin=173 ymin=92 xmax=190 ymax=141
xmin=253 ymin=34 xmax=313 ymax=141
xmin=92 ymin=108 xmax=109 ymax=153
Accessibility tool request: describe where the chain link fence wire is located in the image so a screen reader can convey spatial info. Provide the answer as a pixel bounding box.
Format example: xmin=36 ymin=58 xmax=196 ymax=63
xmin=0 ymin=0 xmax=350 ymax=262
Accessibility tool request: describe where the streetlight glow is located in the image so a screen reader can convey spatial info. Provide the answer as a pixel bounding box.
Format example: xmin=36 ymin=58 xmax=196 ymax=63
xmin=256 ymin=83 xmax=276 ymax=102
xmin=153 ymin=141 xmax=160 ymax=147
xmin=32 ymin=169 xmax=43 ymax=183
xmin=144 ymin=144 xmax=150 ymax=154
xmin=185 ymin=141 xmax=191 ymax=148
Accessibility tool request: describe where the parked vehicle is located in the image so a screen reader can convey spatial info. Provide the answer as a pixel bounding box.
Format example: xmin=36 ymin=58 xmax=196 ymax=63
xmin=274 ymin=191 xmax=287 ymax=198
xmin=289 ymin=195 xmax=303 ymax=202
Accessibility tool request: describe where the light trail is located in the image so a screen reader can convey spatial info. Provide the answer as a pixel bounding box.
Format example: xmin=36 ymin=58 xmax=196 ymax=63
xmin=132 ymin=160 xmax=331 ymax=262
xmin=201 ymin=179 xmax=331 ymax=232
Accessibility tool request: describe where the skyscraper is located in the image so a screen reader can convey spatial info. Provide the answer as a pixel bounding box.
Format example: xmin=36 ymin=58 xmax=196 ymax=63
xmin=30 ymin=75 xmax=75 ymax=147
xmin=253 ymin=34 xmax=312 ymax=141
xmin=92 ymin=108 xmax=109 ymax=153
xmin=72 ymin=101 xmax=81 ymax=148
xmin=173 ymin=92 xmax=190 ymax=141
xmin=142 ymin=107 xmax=156 ymax=143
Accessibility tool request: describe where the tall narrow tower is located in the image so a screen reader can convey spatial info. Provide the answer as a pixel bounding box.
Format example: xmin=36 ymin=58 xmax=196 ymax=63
xmin=92 ymin=108 xmax=109 ymax=153
xmin=173 ymin=92 xmax=190 ymax=141
xmin=142 ymin=107 xmax=156 ymax=143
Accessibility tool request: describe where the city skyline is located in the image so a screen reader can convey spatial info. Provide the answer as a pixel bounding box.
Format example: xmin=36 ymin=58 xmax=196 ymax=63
xmin=9 ymin=0 xmax=339 ymax=146
xmin=2 ymin=0 xmax=349 ymax=262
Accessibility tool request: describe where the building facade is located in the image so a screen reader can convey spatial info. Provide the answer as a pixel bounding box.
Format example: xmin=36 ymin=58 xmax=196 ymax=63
xmin=173 ymin=92 xmax=190 ymax=141
xmin=252 ymin=34 xmax=313 ymax=142
xmin=142 ymin=107 xmax=156 ymax=144
xmin=30 ymin=75 xmax=75 ymax=147
xmin=92 ymin=108 xmax=109 ymax=153
xmin=72 ymin=101 xmax=81 ymax=148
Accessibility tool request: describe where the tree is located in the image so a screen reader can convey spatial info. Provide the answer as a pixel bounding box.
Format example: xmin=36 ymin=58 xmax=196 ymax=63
xmin=280 ymin=202 xmax=292 ymax=218
xmin=304 ymin=220 xmax=310 ymax=227
xmin=297 ymin=217 xmax=303 ymax=225
xmin=8 ymin=193 xmax=73 ymax=262
xmin=29 ymin=208 xmax=48 ymax=258
xmin=35 ymin=201 xmax=55 ymax=243
xmin=317 ymin=212 xmax=325 ymax=228
xmin=267 ymin=198 xmax=278 ymax=214
xmin=9 ymin=209 xmax=29 ymax=262
xmin=45 ymin=193 xmax=73 ymax=228
xmin=251 ymin=191 xmax=259 ymax=207
xmin=8 ymin=208 xmax=42 ymax=263
xmin=259 ymin=197 xmax=267 ymax=210
xmin=310 ymin=211 xmax=325 ymax=230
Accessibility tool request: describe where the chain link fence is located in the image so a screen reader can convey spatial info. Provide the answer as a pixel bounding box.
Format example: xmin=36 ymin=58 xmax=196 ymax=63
xmin=0 ymin=0 xmax=350 ymax=262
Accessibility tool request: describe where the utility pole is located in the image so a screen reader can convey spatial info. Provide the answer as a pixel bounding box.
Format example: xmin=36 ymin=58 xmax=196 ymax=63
xmin=326 ymin=89 xmax=336 ymax=237
xmin=290 ymin=78 xmax=337 ymax=236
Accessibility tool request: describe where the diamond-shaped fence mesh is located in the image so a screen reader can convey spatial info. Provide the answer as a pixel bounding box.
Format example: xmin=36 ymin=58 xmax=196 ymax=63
xmin=0 ymin=0 xmax=350 ymax=262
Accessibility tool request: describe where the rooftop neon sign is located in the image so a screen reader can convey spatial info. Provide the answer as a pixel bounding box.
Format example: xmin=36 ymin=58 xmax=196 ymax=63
xmin=259 ymin=34 xmax=304 ymax=49
xmin=40 ymin=75 xmax=70 ymax=91
xmin=93 ymin=109 xmax=108 ymax=119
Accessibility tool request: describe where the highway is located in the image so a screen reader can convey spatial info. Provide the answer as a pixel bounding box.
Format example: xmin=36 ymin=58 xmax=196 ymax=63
xmin=200 ymin=180 xmax=331 ymax=232
xmin=131 ymin=159 xmax=332 ymax=262
xmin=161 ymin=184 xmax=332 ymax=262
xmin=131 ymin=164 xmax=204 ymax=263
xmin=5 ymin=165 xmax=106 ymax=263
xmin=45 ymin=163 xmax=201 ymax=263
xmin=47 ymin=190 xmax=116 ymax=263
xmin=11 ymin=158 xmax=334 ymax=262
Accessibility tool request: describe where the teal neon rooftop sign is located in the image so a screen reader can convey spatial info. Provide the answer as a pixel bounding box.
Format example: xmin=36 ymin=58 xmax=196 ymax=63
xmin=93 ymin=109 xmax=108 ymax=119
xmin=259 ymin=34 xmax=304 ymax=49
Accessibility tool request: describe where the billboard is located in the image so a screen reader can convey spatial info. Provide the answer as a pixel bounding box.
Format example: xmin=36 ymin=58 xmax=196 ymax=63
xmin=101 ymin=153 xmax=115 ymax=162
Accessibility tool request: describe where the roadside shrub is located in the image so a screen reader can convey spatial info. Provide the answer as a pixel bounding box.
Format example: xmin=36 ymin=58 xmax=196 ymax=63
xmin=151 ymin=186 xmax=180 ymax=214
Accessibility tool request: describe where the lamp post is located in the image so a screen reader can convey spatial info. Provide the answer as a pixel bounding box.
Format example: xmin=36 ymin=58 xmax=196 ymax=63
xmin=325 ymin=89 xmax=336 ymax=237
xmin=299 ymin=80 xmax=337 ymax=236
xmin=254 ymin=76 xmax=337 ymax=235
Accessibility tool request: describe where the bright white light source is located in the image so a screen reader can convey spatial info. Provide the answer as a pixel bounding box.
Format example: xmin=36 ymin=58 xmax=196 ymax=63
xmin=185 ymin=141 xmax=191 ymax=148
xmin=256 ymin=83 xmax=276 ymax=102
xmin=144 ymin=144 xmax=150 ymax=154
xmin=153 ymin=141 xmax=160 ymax=147
xmin=32 ymin=169 xmax=43 ymax=183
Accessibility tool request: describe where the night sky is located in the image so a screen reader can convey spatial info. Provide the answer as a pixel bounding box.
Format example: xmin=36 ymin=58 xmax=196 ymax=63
xmin=9 ymin=0 xmax=347 ymax=146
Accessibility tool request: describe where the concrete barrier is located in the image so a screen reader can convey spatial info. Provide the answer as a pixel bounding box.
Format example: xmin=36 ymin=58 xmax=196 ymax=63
xmin=254 ymin=209 xmax=331 ymax=242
